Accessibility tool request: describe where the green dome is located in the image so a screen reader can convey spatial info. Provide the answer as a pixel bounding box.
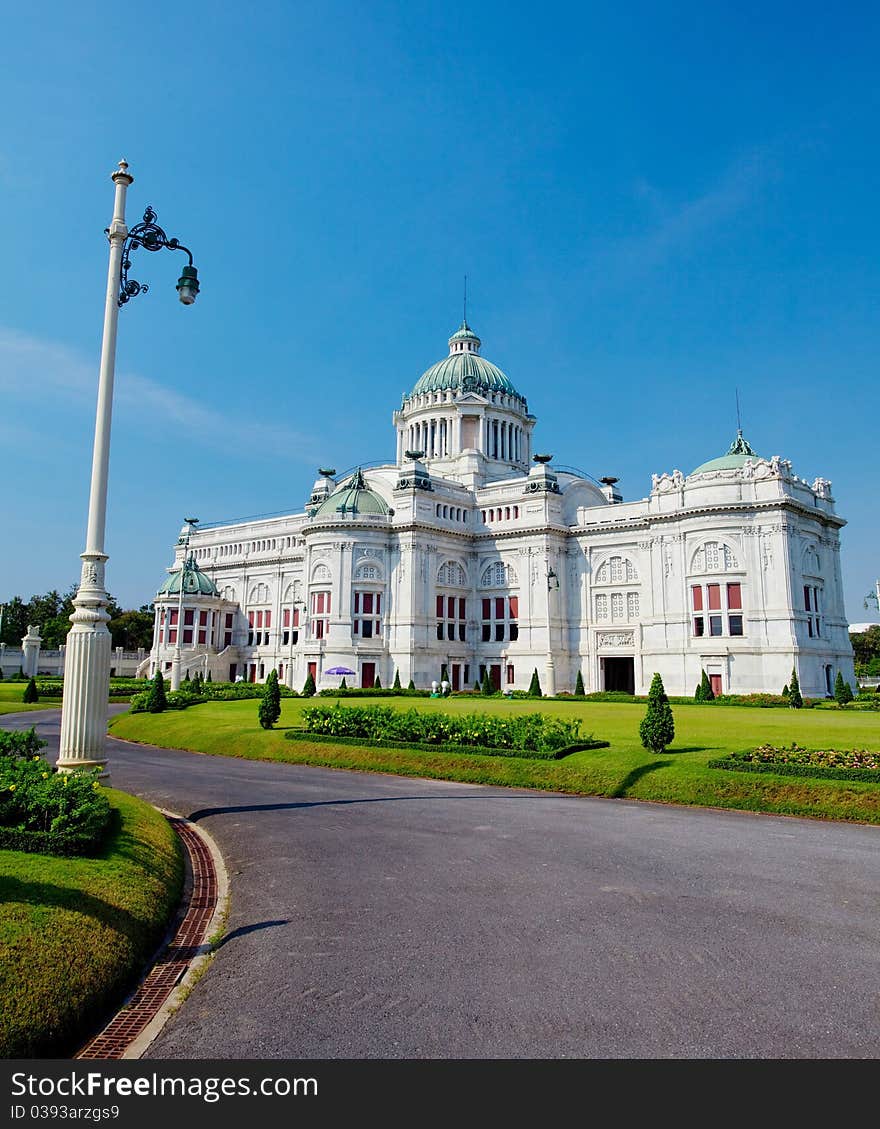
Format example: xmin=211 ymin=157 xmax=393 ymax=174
xmin=691 ymin=430 xmax=763 ymax=476
xmin=407 ymin=321 xmax=522 ymax=400
xmin=312 ymin=469 xmax=390 ymax=519
xmin=158 ymin=555 xmax=219 ymax=597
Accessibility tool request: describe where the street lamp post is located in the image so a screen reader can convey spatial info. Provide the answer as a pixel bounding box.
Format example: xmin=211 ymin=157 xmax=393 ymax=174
xmin=58 ymin=160 xmax=200 ymax=777
xmin=170 ymin=518 xmax=199 ymax=691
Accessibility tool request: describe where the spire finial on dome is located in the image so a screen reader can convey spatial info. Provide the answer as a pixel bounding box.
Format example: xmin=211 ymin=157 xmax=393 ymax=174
xmin=727 ymin=429 xmax=756 ymax=457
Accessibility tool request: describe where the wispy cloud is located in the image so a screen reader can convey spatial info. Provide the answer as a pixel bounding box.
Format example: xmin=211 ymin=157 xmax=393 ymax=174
xmin=0 ymin=327 xmax=319 ymax=463
xmin=592 ymin=150 xmax=771 ymax=283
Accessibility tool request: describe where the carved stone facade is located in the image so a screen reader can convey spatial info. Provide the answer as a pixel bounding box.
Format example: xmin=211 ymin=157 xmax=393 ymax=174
xmin=146 ymin=326 xmax=855 ymax=698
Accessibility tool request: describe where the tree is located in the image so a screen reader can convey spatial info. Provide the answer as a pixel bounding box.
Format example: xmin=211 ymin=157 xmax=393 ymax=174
xmin=0 ymin=597 xmax=27 ymax=646
xmin=694 ymin=682 xmax=703 ymax=702
xmin=851 ymin=625 xmax=880 ymax=670
xmin=259 ymin=669 xmax=282 ymax=729
xmin=393 ymin=669 xmax=401 ymax=690
xmin=528 ymin=668 xmax=542 ymax=697
xmin=781 ymin=683 xmax=789 ymax=698
xmin=474 ymin=680 xmax=481 ymax=693
xmin=206 ymin=670 xmax=212 ymax=682
xmin=373 ymin=675 xmax=382 ymax=689
xmin=699 ymin=670 xmax=714 ymax=701
xmin=834 ymin=671 xmax=854 ymax=706
xmin=639 ymin=672 xmax=675 ymax=753
xmin=339 ymin=677 xmax=347 ymax=690
xmin=302 ymin=671 xmax=316 ymax=697
xmin=145 ymin=670 xmax=167 ymax=713
xmin=184 ymin=670 xmax=190 ymax=683
xmin=408 ymin=678 xmax=416 ymax=691
xmin=440 ymin=664 xmax=449 ymax=683
xmin=22 ymin=676 xmax=38 ymax=703
xmin=481 ymin=668 xmax=493 ymax=695
xmin=788 ymin=667 xmax=803 ymax=709
xmin=109 ymin=606 xmax=155 ymax=650
xmin=574 ymin=670 xmax=585 ymax=696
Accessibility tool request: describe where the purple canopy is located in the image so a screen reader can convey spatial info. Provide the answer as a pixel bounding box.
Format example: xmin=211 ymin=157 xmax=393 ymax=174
xmin=325 ymin=666 xmax=356 ymax=676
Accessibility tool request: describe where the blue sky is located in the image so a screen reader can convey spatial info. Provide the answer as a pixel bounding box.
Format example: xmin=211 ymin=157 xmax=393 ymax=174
xmin=1 ymin=1 xmax=878 ymax=620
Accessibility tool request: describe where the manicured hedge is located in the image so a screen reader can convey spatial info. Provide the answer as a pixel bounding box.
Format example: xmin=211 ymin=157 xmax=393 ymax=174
xmin=285 ymin=729 xmax=608 ymax=760
xmin=300 ymin=703 xmax=590 ymax=753
xmin=709 ymin=757 xmax=880 ymax=784
xmin=318 ymin=687 xmax=430 ymax=698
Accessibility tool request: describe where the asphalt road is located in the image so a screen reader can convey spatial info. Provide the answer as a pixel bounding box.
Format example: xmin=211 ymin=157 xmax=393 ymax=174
xmin=5 ymin=708 xmax=880 ymax=1059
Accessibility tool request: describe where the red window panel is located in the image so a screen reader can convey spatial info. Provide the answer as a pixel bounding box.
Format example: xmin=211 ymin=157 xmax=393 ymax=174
xmin=354 ymin=593 xmax=361 ymax=614
xmin=183 ymin=628 xmax=193 ymax=644
xmin=507 ymin=665 xmax=515 ymax=685
xmin=159 ymin=630 xmax=164 ymax=643
xmin=509 ymin=595 xmax=518 ymax=619
xmin=353 ymin=619 xmax=360 ymax=634
xmin=727 ymin=583 xmax=742 ymax=610
xmin=199 ymin=610 xmax=208 ymax=626
xmin=256 ymin=611 xmax=263 ymax=628
xmin=376 ymin=594 xmax=381 ymax=615
xmin=292 ymin=608 xmax=300 ymax=627
xmin=168 ymin=628 xmax=177 ymax=644
xmin=265 ymin=611 xmax=271 ymax=628
xmin=709 ymin=675 xmax=722 ymax=697
xmin=495 ymin=597 xmax=505 ymax=619
xmin=283 ymin=608 xmax=290 ymax=628
xmin=692 ymin=586 xmax=703 ymax=611
xmin=458 ymin=598 xmax=466 ymax=619
xmin=803 ymin=586 xmax=811 ymax=612
xmin=482 ymin=598 xmax=491 ymax=620
xmin=707 ymin=584 xmax=721 ymax=611
xmin=248 ymin=611 xmax=255 ymax=627
xmin=363 ymin=593 xmax=373 ymax=615
xmin=224 ymin=632 xmax=232 ymax=647
xmin=170 ymin=609 xmax=179 ymax=626
xmin=198 ymin=629 xmax=207 ymax=644
xmin=184 ymin=609 xmax=194 ymax=626
xmin=326 ymin=593 xmax=331 ymax=614
xmin=316 ymin=593 xmax=325 ymax=614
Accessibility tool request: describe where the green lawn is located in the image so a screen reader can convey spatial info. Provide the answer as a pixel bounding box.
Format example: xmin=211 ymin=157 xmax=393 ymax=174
xmin=0 ymin=682 xmax=54 ymax=714
xmin=0 ymin=789 xmax=183 ymax=1057
xmin=110 ymin=695 xmax=880 ymax=824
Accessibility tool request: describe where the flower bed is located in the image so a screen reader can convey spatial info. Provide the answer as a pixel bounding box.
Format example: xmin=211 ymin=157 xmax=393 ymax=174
xmin=299 ymin=703 xmax=590 ymax=754
xmin=285 ymin=729 xmax=607 ymax=760
xmin=709 ymin=743 xmax=880 ymax=784
xmin=0 ymin=727 xmax=112 ymax=855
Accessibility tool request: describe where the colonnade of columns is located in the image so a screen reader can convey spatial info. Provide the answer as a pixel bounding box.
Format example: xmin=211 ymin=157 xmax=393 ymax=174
xmin=404 ymin=416 xmax=526 ymax=462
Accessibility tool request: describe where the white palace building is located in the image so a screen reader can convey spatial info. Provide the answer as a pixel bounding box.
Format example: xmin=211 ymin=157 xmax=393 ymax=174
xmin=145 ymin=319 xmax=855 ymax=698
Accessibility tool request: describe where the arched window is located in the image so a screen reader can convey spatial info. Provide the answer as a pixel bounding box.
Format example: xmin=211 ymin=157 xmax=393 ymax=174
xmin=480 ymin=561 xmax=518 ymax=588
xmin=595 ymin=556 xmax=638 ymax=584
xmin=312 ymin=563 xmax=331 ymax=582
xmin=355 ymin=563 xmax=382 ymax=582
xmin=438 ymin=560 xmax=467 ymax=587
xmin=692 ymin=542 xmax=738 ymax=573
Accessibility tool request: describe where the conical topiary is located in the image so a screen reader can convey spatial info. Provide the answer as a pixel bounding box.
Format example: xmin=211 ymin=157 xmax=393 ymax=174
xmin=393 ymin=669 xmax=401 ymax=690
xmin=788 ymin=667 xmax=803 ymax=709
xmin=700 ymin=669 xmax=714 ymax=701
xmin=781 ymin=683 xmax=789 ymax=698
xmin=528 ymin=668 xmax=542 ymax=697
xmin=373 ymin=675 xmax=382 ymax=689
xmin=408 ymin=678 xmax=416 ymax=691
xmin=206 ymin=670 xmax=212 ymax=682
xmin=481 ymin=669 xmax=493 ymax=696
xmin=302 ymin=671 xmax=316 ymax=697
xmin=834 ymin=671 xmax=853 ymax=706
xmin=639 ymin=672 xmax=675 ymax=753
xmin=22 ymin=676 xmax=38 ymax=703
xmin=146 ymin=670 xmax=167 ymax=713
xmin=258 ymin=669 xmax=282 ymax=729
xmin=339 ymin=677 xmax=347 ymax=690
xmin=574 ymin=670 xmax=585 ymax=696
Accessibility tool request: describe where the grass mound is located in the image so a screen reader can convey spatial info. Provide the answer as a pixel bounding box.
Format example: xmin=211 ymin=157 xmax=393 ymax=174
xmin=0 ymin=789 xmax=183 ymax=1057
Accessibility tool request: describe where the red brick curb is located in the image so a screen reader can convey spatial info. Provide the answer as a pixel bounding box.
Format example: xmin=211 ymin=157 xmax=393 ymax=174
xmin=75 ymin=816 xmax=220 ymax=1060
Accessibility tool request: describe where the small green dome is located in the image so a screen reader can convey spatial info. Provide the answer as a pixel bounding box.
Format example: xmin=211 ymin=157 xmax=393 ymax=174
xmin=691 ymin=430 xmax=763 ymax=476
xmin=157 ymin=555 xmax=219 ymax=597
xmin=407 ymin=321 xmax=522 ymax=400
xmin=312 ymin=469 xmax=390 ymax=519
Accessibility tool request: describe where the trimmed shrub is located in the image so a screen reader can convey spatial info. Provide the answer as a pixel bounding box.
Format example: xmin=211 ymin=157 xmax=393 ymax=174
xmin=393 ymin=670 xmax=401 ymax=690
xmin=407 ymin=678 xmax=416 ymax=691
xmin=302 ymin=671 xmax=316 ymax=697
xmin=299 ymin=704 xmax=588 ymax=754
xmin=22 ymin=677 xmax=39 ymax=703
xmin=480 ymin=669 xmax=493 ymax=696
xmin=258 ymin=669 xmax=282 ymax=729
xmin=339 ymin=677 xmax=348 ymax=690
xmin=781 ymin=683 xmax=790 ymax=699
xmin=373 ymin=675 xmax=382 ymax=690
xmin=639 ymin=672 xmax=675 ymax=753
xmin=286 ymin=730 xmax=608 ymax=761
xmin=789 ymin=668 xmax=803 ymax=709
xmin=145 ymin=671 xmax=168 ymax=713
xmin=528 ymin=669 xmax=542 ymax=698
xmin=834 ymin=671 xmax=854 ymax=706
xmin=574 ymin=671 xmax=585 ymax=697
xmin=0 ymin=750 xmax=112 ymax=856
